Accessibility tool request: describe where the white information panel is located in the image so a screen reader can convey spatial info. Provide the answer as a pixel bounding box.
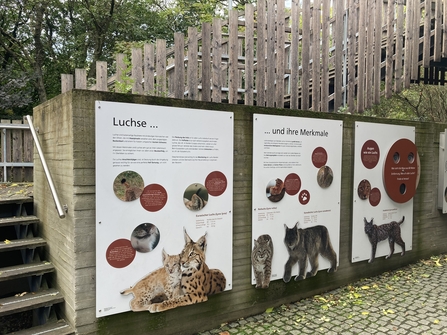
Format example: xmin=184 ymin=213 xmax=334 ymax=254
xmin=95 ymin=101 xmax=233 ymax=317
xmin=252 ymin=114 xmax=342 ymax=286
xmin=352 ymin=122 xmax=416 ymax=263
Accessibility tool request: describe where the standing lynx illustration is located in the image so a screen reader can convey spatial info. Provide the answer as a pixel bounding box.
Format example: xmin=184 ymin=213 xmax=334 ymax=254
xmin=148 ymin=228 xmax=226 ymax=313
xmin=364 ymin=216 xmax=405 ymax=263
xmin=120 ymin=249 xmax=182 ymax=311
xmin=283 ymin=222 xmax=337 ymax=282
xmin=252 ymin=234 xmax=274 ymax=289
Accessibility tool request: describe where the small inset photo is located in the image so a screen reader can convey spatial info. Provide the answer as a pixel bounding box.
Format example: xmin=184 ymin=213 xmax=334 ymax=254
xmin=317 ymin=165 xmax=333 ymax=188
xmin=357 ymin=179 xmax=371 ymax=200
xmin=266 ymin=178 xmax=286 ymax=202
xmin=113 ymin=171 xmax=144 ymax=202
xmin=130 ymin=223 xmax=160 ymax=253
xmin=183 ymin=183 xmax=209 ymax=211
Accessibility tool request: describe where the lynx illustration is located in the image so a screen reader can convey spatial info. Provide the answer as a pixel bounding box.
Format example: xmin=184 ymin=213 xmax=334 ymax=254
xmin=148 ymin=228 xmax=226 ymax=313
xmin=252 ymin=234 xmax=274 ymax=289
xmin=283 ymin=222 xmax=337 ymax=282
xmin=120 ymin=250 xmax=182 ymax=311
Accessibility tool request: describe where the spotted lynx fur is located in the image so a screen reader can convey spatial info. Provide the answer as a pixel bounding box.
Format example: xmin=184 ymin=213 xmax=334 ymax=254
xmin=148 ymin=228 xmax=226 ymax=313
xmin=120 ymin=249 xmax=182 ymax=311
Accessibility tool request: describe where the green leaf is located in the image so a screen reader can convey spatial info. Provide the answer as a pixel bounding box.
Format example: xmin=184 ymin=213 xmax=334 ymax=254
xmin=265 ymin=307 xmax=274 ymax=313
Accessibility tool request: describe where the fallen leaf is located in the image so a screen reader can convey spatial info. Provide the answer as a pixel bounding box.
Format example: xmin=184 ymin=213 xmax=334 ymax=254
xmin=219 ymin=332 xmax=230 ymax=335
xmin=4 ymin=239 xmax=10 ymax=244
xmin=434 ymin=319 xmax=440 ymax=324
xmin=421 ymin=274 xmax=430 ymax=278
xmin=265 ymin=307 xmax=274 ymax=313
xmin=361 ymin=286 xmax=370 ymax=290
xmin=361 ymin=311 xmax=369 ymax=315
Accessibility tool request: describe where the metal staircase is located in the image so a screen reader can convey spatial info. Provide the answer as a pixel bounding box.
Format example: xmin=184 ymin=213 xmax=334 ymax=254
xmin=0 ymin=195 xmax=73 ymax=334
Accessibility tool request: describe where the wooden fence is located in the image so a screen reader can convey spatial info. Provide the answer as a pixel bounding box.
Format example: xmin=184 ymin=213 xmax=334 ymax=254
xmin=0 ymin=119 xmax=33 ymax=182
xmin=61 ymin=0 xmax=447 ymax=113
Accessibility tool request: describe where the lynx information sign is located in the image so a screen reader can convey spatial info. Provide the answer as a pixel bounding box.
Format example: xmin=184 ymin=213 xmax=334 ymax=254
xmin=95 ymin=101 xmax=233 ymax=316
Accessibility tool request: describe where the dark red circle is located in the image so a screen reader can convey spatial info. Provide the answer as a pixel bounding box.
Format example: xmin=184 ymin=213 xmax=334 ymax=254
xmin=205 ymin=171 xmax=227 ymax=197
xmin=106 ymin=239 xmax=136 ymax=268
xmin=284 ymin=173 xmax=301 ymax=196
xmin=140 ymin=184 xmax=168 ymax=212
xmin=361 ymin=140 xmax=380 ymax=169
xmin=369 ymin=187 xmax=381 ymax=207
xmin=298 ymin=190 xmax=310 ymax=205
xmin=383 ymin=139 xmax=418 ymax=203
xmin=311 ymin=147 xmax=328 ymax=168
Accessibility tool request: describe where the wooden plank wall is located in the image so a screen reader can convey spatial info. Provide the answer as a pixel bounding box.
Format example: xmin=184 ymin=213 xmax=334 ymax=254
xmin=62 ymin=0 xmax=442 ymax=113
xmin=0 ymin=118 xmax=33 ymax=182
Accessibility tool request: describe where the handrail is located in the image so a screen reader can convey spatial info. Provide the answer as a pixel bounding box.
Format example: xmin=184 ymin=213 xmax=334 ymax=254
xmin=25 ymin=115 xmax=67 ymax=219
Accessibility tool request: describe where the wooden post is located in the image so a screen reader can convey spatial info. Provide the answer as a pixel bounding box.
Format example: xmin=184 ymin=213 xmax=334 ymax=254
xmin=156 ymin=39 xmax=167 ymax=97
xmin=256 ymin=0 xmax=266 ymax=107
xmin=385 ymin=0 xmax=394 ymax=99
xmin=75 ymin=69 xmax=86 ymax=89
xmin=301 ymin=0 xmax=311 ymax=110
xmin=366 ymin=0 xmax=374 ymax=108
xmin=321 ymin=0 xmax=330 ymax=112
xmin=187 ymin=27 xmax=198 ymax=100
xmin=144 ymin=43 xmax=155 ymax=95
xmin=245 ymin=4 xmax=254 ymax=106
xmin=201 ymin=22 xmax=211 ymax=102
xmin=212 ymin=18 xmax=222 ymax=103
xmin=96 ymin=61 xmax=107 ymax=91
xmin=434 ymin=0 xmax=442 ymax=61
xmin=357 ymin=0 xmax=366 ymax=113
xmin=374 ymin=0 xmax=382 ymax=105
xmin=395 ymin=0 xmax=404 ymax=93
xmin=404 ymin=0 xmax=414 ymax=87
xmin=312 ymin=0 xmax=321 ymax=111
xmin=132 ymin=48 xmax=143 ymax=94
xmin=334 ymin=0 xmax=344 ymax=111
xmin=228 ymin=9 xmax=239 ymax=104
xmin=290 ymin=0 xmax=300 ymax=110
xmin=61 ymin=74 xmax=73 ymax=93
xmin=423 ymin=0 xmax=431 ymax=68
xmin=115 ymin=53 xmax=126 ymax=93
xmin=266 ymin=1 xmax=275 ymax=108
xmin=276 ymin=0 xmax=285 ymax=108
xmin=347 ymin=0 xmax=356 ymax=112
xmin=12 ymin=120 xmax=22 ymax=182
xmin=174 ymin=32 xmax=185 ymax=99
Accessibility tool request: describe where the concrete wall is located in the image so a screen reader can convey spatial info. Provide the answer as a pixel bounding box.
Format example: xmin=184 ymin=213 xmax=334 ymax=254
xmin=33 ymin=90 xmax=447 ymax=335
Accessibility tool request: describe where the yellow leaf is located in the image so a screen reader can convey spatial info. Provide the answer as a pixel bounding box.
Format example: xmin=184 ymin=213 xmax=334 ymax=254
xmin=421 ymin=274 xmax=430 ymax=278
xmin=361 ymin=311 xmax=369 ymax=315
xmin=435 ymin=260 xmax=442 ymax=267
xmin=387 ymin=310 xmax=395 ymax=314
xmin=361 ymin=286 xmax=370 ymax=290
xmin=434 ymin=319 xmax=440 ymax=324
xmin=265 ymin=307 xmax=274 ymax=313
xmin=4 ymin=239 xmax=10 ymax=244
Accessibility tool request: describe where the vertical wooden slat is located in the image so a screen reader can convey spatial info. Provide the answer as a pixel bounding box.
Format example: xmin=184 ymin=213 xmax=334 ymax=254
xmin=115 ymin=53 xmax=126 ymax=93
xmin=256 ymin=0 xmax=266 ymax=107
xmin=187 ymin=27 xmax=198 ymax=100
xmin=276 ymin=0 xmax=285 ymax=108
xmin=201 ymin=22 xmax=211 ymax=102
xmin=334 ymin=0 xmax=344 ymax=111
xmin=132 ymin=48 xmax=143 ymax=94
xmin=96 ymin=61 xmax=107 ymax=92
xmin=321 ymin=0 xmax=330 ymax=112
xmin=443 ymin=0 xmax=447 ymax=58
xmin=404 ymin=0 xmax=414 ymax=87
xmin=212 ymin=18 xmax=222 ymax=103
xmin=290 ymin=0 xmax=300 ymax=110
xmin=385 ymin=0 xmax=394 ymax=99
xmin=266 ymin=1 xmax=276 ymax=108
xmin=156 ymin=39 xmax=167 ymax=97
xmin=347 ymin=0 xmax=356 ymax=112
xmin=23 ymin=116 xmax=33 ymax=182
xmin=144 ymin=44 xmax=155 ymax=95
xmin=423 ymin=0 xmax=431 ymax=68
xmin=61 ymin=74 xmax=73 ymax=93
xmin=2 ymin=119 xmax=11 ymax=182
xmin=434 ymin=0 xmax=442 ymax=61
xmin=374 ymin=0 xmax=382 ymax=105
xmin=357 ymin=0 xmax=366 ymax=113
xmin=366 ymin=0 xmax=374 ymax=108
xmin=301 ymin=0 xmax=311 ymax=110
xmin=395 ymin=0 xmax=404 ymax=93
xmin=411 ymin=2 xmax=420 ymax=80
xmin=245 ymin=4 xmax=254 ymax=106
xmin=228 ymin=9 xmax=239 ymax=104
xmin=311 ymin=0 xmax=321 ymax=111
xmin=75 ymin=69 xmax=86 ymax=89
xmin=174 ymin=32 xmax=185 ymax=99
xmin=12 ymin=120 xmax=22 ymax=182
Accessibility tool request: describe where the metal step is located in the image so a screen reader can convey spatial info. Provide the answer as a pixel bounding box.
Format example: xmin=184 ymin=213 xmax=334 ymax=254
xmin=0 ymin=261 xmax=54 ymax=282
xmin=0 ymin=288 xmax=64 ymax=317
xmin=0 ymin=215 xmax=39 ymax=228
xmin=0 ymin=237 xmax=46 ymax=253
xmin=7 ymin=319 xmax=74 ymax=335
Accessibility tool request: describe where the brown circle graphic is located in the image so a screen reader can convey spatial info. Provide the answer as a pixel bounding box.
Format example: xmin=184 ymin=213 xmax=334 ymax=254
xmin=130 ymin=223 xmax=160 ymax=253
xmin=361 ymin=140 xmax=380 ymax=169
xmin=369 ymin=187 xmax=381 ymax=207
xmin=183 ymin=183 xmax=208 ymax=211
xmin=383 ymin=138 xmax=418 ymax=203
xmin=106 ymin=239 xmax=136 ymax=268
xmin=140 ymin=184 xmax=168 ymax=212
xmin=113 ymin=171 xmax=144 ymax=202
xmin=205 ymin=171 xmax=227 ymax=197
xmin=317 ymin=166 xmax=333 ymax=188
xmin=284 ymin=173 xmax=301 ymax=196
xmin=357 ymin=179 xmax=371 ymax=200
xmin=298 ymin=190 xmax=310 ymax=205
xmin=312 ymin=147 xmax=328 ymax=168
xmin=266 ymin=178 xmax=286 ymax=202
